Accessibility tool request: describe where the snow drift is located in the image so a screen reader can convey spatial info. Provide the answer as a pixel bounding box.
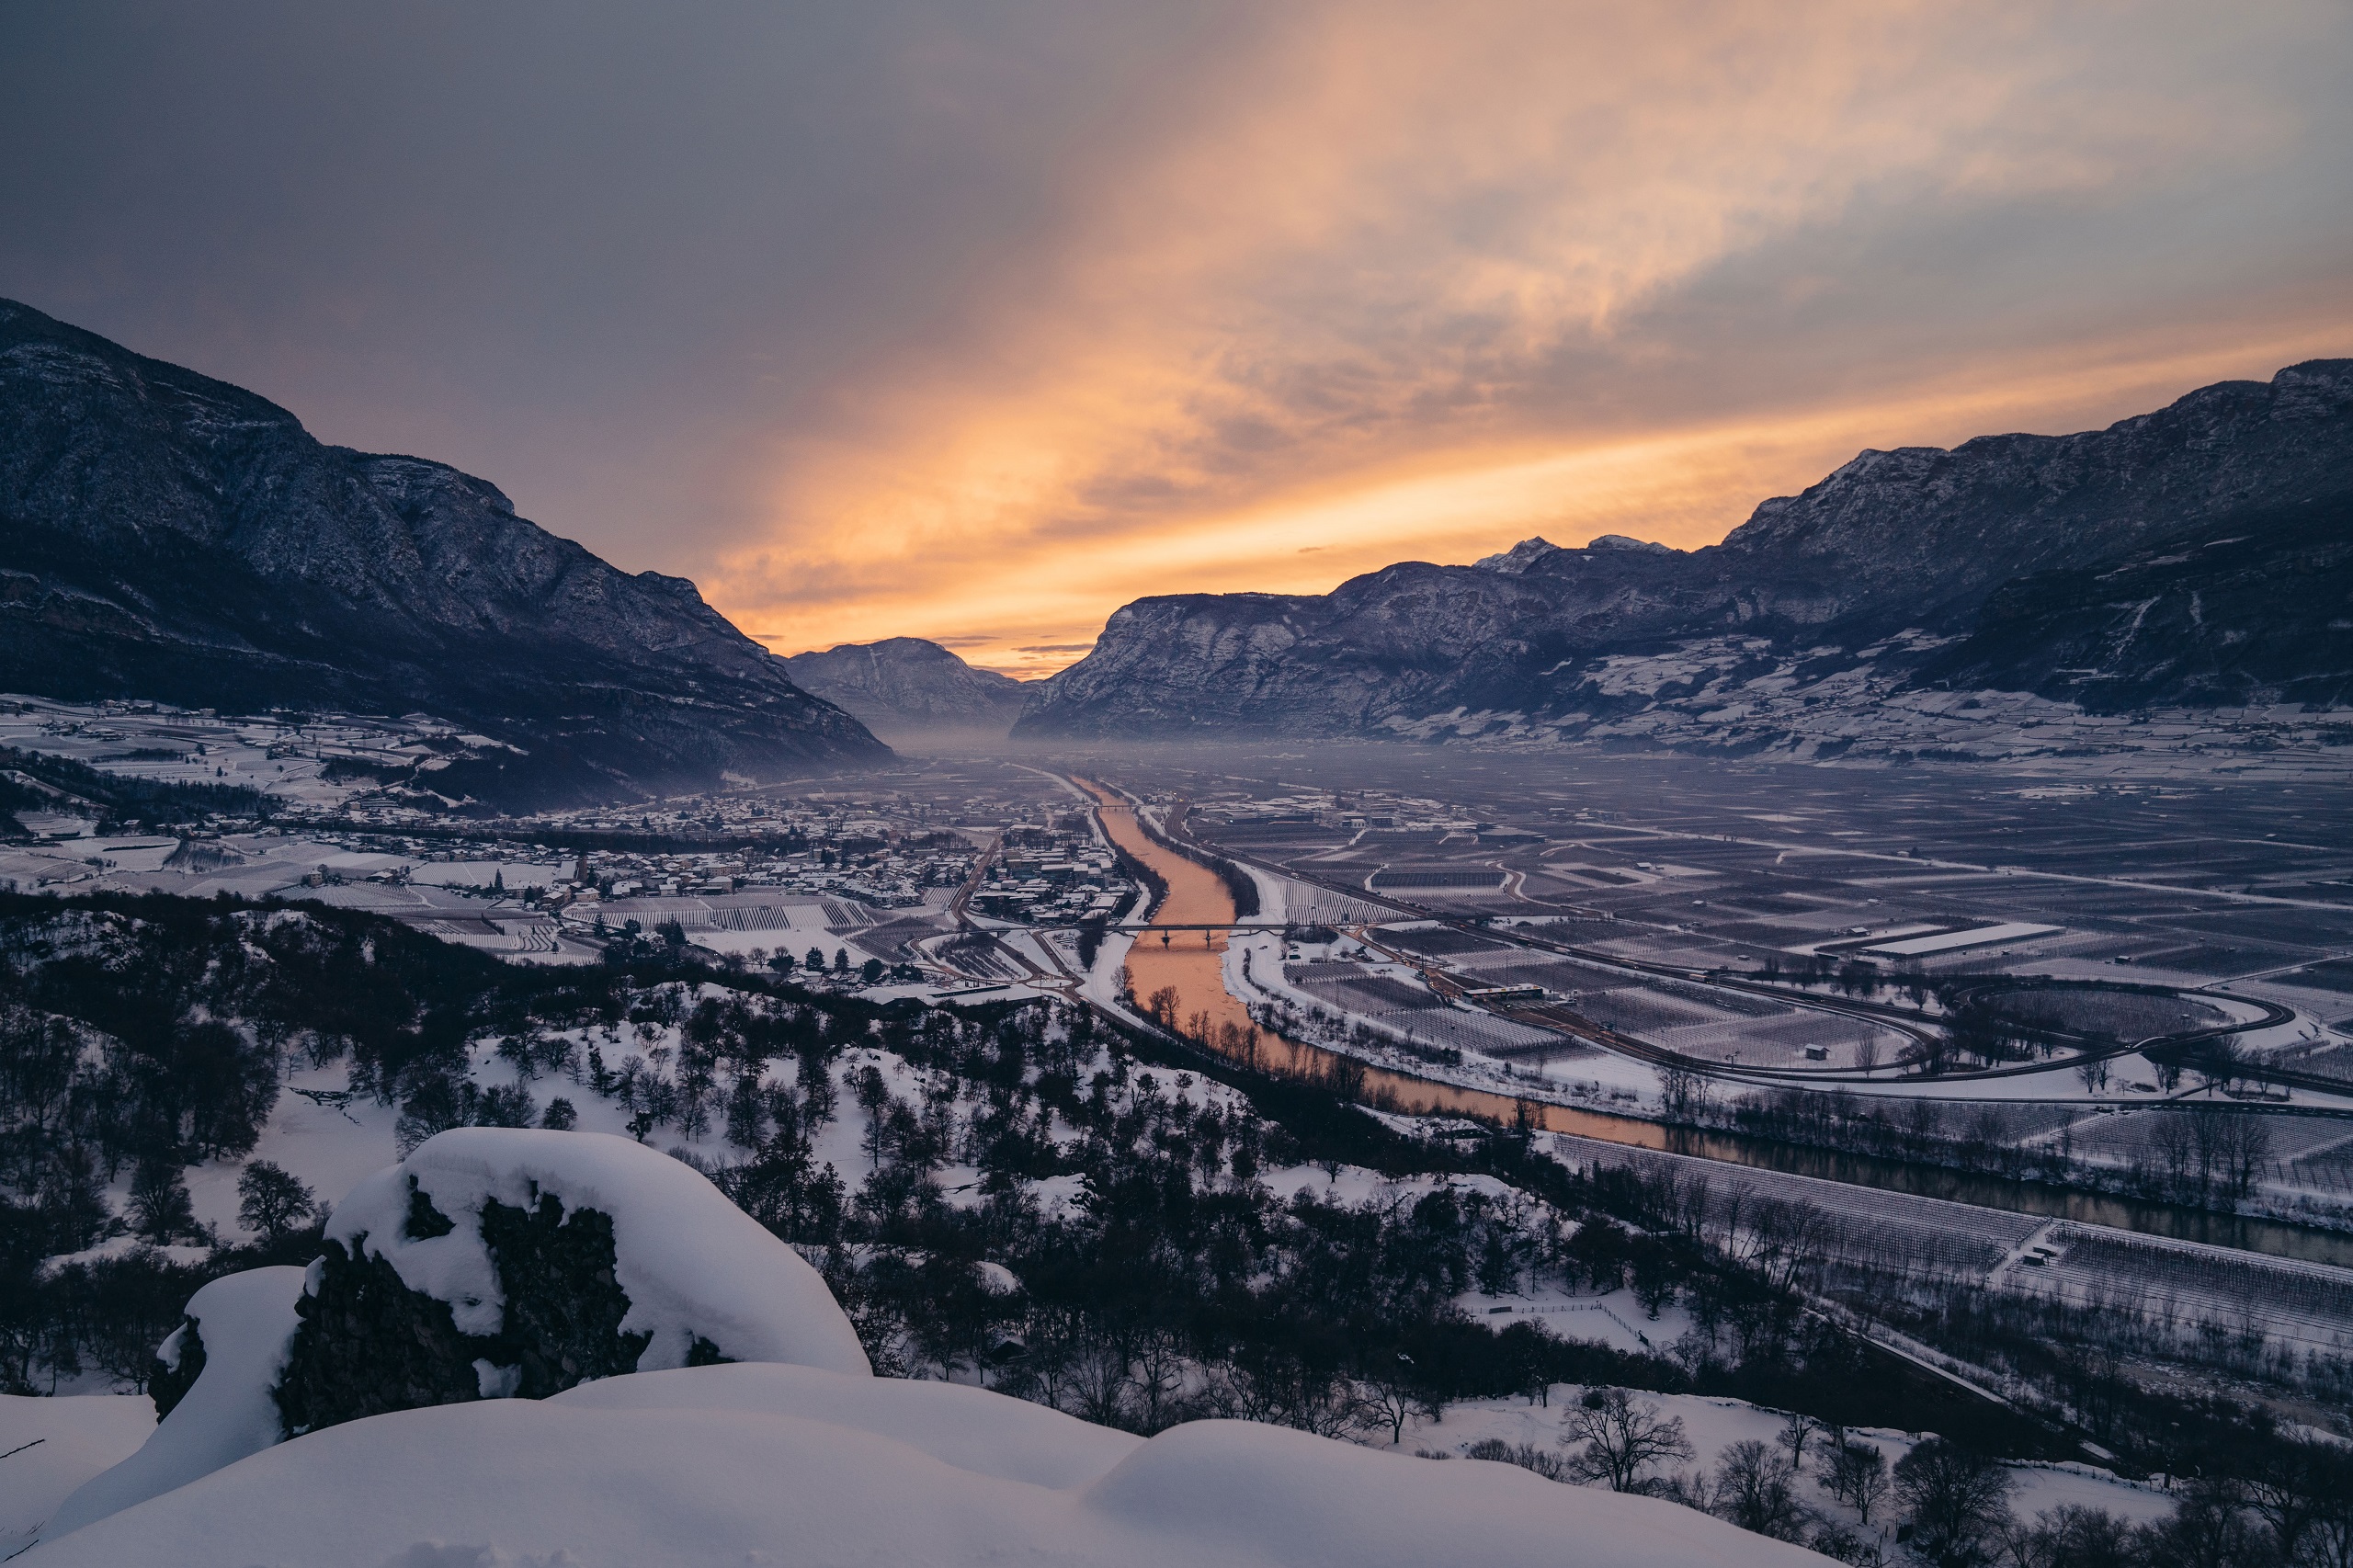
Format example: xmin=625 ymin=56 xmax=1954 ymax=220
xmin=27 ymin=1363 xmax=1828 ymax=1567
xmin=40 ymin=1267 xmax=305 ymax=1540
xmin=39 ymin=1129 xmax=867 ymax=1545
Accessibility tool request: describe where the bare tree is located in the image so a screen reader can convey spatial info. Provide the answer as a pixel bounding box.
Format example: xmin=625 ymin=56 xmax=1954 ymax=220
xmin=1561 ymin=1387 xmax=1694 ymax=1494
xmin=2243 ymin=1435 xmax=2335 ymax=1565
xmin=1825 ymin=1440 xmax=1890 ymax=1528
xmin=1658 ymin=1062 xmax=1706 ymax=1119
xmin=1358 ymin=1372 xmax=1415 ymax=1447
xmin=1893 ymin=1438 xmax=2014 ymax=1566
xmin=2151 ymin=1113 xmax=2197 ymax=1198
xmin=2215 ymin=1112 xmax=2273 ymax=1202
xmin=2307 ymin=1469 xmax=2353 ymax=1568
xmin=1466 ymin=1437 xmax=1568 ymax=1481
xmin=2189 ymin=1034 xmax=2243 ymax=1095
xmin=235 ymin=1160 xmax=317 ymax=1241
xmin=1996 ymin=1504 xmax=2137 ymax=1568
xmin=1779 ymin=1409 xmax=1821 ymax=1472
xmin=1062 ymin=1325 xmax=1137 ymax=1430
xmin=1712 ymin=1439 xmax=1809 ymax=1542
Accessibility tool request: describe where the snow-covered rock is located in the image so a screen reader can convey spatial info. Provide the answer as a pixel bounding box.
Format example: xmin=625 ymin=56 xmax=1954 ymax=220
xmin=42 ymin=1267 xmax=305 ymax=1542
xmin=316 ymin=1126 xmax=868 ymax=1379
xmin=35 ymin=1129 xmax=870 ymax=1550
xmin=22 ymin=1129 xmax=1840 ymax=1567
xmin=23 ymin=1362 xmax=1830 ymax=1567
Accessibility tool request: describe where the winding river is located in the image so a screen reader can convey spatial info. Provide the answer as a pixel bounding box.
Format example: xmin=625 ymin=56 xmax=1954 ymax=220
xmin=1083 ymin=779 xmax=2353 ymax=1270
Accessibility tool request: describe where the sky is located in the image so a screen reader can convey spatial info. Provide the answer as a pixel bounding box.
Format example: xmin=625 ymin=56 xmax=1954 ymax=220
xmin=5 ymin=2 xmax=2350 ymax=677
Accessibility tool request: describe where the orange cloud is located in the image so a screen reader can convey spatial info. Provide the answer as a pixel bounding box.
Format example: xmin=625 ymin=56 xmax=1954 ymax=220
xmin=708 ymin=2 xmax=2353 ymax=678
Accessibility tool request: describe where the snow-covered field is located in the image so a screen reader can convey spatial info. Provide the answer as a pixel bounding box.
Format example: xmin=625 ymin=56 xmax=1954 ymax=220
xmin=0 ymin=695 xmax=492 ymax=812
xmin=1372 ymin=642 xmax=2353 ymax=781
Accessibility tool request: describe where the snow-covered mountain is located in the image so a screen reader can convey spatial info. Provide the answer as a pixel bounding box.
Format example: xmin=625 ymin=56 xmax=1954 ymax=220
xmin=783 ymin=637 xmax=1029 ymax=742
xmin=0 ymin=300 xmax=888 ymax=806
xmin=18 ymin=1128 xmax=1820 ymax=1568
xmin=1017 ymin=361 xmax=2353 ymax=744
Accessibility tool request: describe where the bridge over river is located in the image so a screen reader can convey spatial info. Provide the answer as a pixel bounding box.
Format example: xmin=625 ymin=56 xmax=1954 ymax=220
xmin=1069 ymin=777 xmax=2353 ymax=1272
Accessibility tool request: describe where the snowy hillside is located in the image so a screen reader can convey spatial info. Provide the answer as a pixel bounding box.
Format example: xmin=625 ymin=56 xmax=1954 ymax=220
xmin=4 ymin=892 xmax=2296 ymax=1565
xmin=18 ymin=1129 xmax=1826 ymax=1567
xmin=24 ymin=1362 xmax=1826 ymax=1567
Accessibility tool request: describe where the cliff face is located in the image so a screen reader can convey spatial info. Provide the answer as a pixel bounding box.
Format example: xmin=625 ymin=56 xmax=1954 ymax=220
xmin=1913 ymin=494 xmax=2353 ymax=710
xmin=0 ymin=300 xmax=887 ymax=804
xmin=782 ymin=637 xmax=1027 ymax=739
xmin=1017 ymin=360 xmax=2353 ymax=738
xmin=1709 ymin=358 xmax=2353 ymax=637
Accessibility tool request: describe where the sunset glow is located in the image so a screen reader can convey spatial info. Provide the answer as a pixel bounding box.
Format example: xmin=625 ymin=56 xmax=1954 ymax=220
xmin=726 ymin=310 xmax=2352 ymax=676
xmin=10 ymin=1 xmax=2346 ymax=676
xmin=691 ymin=2 xmax=2353 ymax=676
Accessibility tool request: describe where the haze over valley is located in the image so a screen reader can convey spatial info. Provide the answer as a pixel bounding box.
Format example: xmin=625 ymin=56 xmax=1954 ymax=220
xmin=5 ymin=6 xmax=2352 ymax=1566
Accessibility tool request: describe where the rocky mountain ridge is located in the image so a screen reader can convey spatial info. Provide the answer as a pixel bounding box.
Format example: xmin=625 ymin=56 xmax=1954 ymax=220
xmin=1017 ymin=359 xmax=2353 ymax=744
xmin=0 ymin=299 xmax=887 ymax=805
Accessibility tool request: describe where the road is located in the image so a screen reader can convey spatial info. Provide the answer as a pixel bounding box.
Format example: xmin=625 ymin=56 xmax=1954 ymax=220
xmin=1194 ymin=824 xmax=2321 ymax=1102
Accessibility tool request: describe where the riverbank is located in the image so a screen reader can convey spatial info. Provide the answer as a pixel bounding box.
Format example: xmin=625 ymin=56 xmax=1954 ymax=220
xmin=1077 ymin=774 xmax=2353 ymax=1269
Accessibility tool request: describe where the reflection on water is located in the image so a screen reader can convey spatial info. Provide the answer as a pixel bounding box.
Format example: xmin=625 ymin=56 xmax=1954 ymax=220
xmin=1081 ymin=779 xmax=2353 ymax=1270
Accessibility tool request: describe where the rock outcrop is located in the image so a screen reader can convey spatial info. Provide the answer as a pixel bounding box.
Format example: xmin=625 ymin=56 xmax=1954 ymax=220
xmin=40 ymin=1128 xmax=871 ymax=1545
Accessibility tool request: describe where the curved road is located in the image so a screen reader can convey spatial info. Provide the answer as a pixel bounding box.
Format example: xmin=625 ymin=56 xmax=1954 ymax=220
xmin=1197 ymin=829 xmax=2311 ymax=1100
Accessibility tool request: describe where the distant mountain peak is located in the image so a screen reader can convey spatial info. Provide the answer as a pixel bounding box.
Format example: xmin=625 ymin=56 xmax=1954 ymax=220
xmin=1472 ymin=538 xmax=1562 ymax=573
xmin=1474 ymin=534 xmax=1675 ymax=575
xmin=783 ymin=636 xmax=1026 ymax=741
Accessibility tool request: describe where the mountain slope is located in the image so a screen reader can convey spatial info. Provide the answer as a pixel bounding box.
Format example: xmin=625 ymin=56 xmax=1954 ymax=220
xmin=0 ymin=299 xmax=887 ymax=804
xmin=1915 ymin=494 xmax=2353 ymax=709
xmin=782 ymin=637 xmax=1027 ymax=740
xmin=1017 ymin=360 xmax=2353 ymax=739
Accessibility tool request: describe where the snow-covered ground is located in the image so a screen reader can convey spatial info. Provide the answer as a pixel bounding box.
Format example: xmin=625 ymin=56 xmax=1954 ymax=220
xmin=16 ymin=1131 xmax=1832 ymax=1568
xmin=1225 ymin=928 xmax=1669 ymax=1109
xmin=21 ymin=1363 xmax=1830 ymax=1568
xmin=0 ymin=1393 xmax=153 ymax=1558
xmin=0 ymin=696 xmax=438 ymax=812
xmin=1403 ymin=1383 xmax=2176 ymax=1541
xmin=1371 ymin=642 xmax=2353 ymax=782
xmin=1457 ymin=1284 xmax=1696 ymax=1358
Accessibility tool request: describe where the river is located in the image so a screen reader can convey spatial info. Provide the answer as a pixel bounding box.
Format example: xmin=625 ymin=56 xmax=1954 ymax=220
xmin=1081 ymin=778 xmax=2353 ymax=1270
